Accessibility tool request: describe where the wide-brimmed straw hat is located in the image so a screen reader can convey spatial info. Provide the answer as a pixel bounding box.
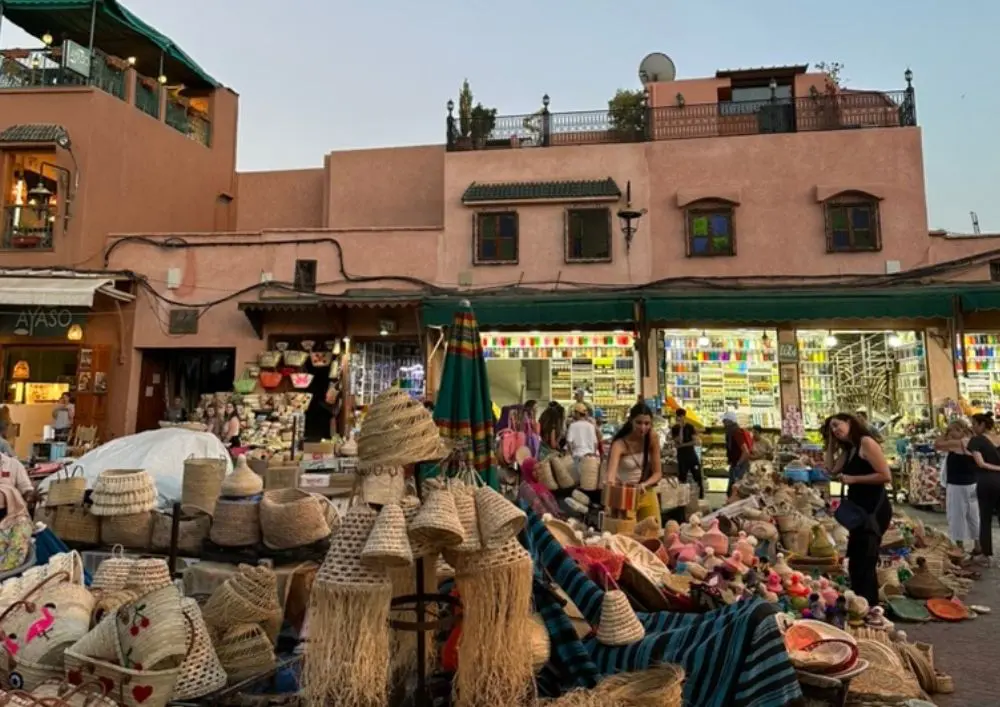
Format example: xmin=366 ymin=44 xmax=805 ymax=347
xmin=220 ymin=455 xmax=264 ymax=498
xmin=357 ymin=387 xmax=449 ymax=467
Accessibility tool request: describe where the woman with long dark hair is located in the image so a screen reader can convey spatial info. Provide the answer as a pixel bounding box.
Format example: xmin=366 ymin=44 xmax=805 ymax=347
xmin=966 ymin=412 xmax=1000 ymax=567
xmin=823 ymin=413 xmax=892 ymax=606
xmin=538 ymin=402 xmax=565 ymax=458
xmin=934 ymin=419 xmax=981 ymax=556
xmin=222 ymin=401 xmax=242 ymax=449
xmin=605 ymin=403 xmax=663 ymax=526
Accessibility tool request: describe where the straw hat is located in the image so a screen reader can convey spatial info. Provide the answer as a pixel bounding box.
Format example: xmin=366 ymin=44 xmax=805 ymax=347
xmin=475 ymin=485 xmax=526 ymax=549
xmin=315 ymin=505 xmax=390 ymax=590
xmin=172 ymin=597 xmax=228 ymax=700
xmin=259 ymin=488 xmax=331 ymax=550
xmin=221 ymin=455 xmax=264 ymax=498
xmin=409 ymin=488 xmax=465 ymax=549
xmin=357 ymin=387 xmax=448 ymax=467
xmin=597 ymin=589 xmax=646 ymax=646
xmin=361 ymin=503 xmax=413 ymax=568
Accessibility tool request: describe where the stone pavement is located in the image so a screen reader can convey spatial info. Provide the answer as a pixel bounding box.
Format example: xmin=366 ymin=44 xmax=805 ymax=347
xmin=897 ymin=508 xmax=999 ymax=707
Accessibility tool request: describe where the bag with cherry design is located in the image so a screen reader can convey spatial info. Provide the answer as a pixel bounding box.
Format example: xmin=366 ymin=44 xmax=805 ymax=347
xmin=0 ymin=571 xmax=94 ymax=692
xmin=64 ymin=584 xmax=192 ymax=707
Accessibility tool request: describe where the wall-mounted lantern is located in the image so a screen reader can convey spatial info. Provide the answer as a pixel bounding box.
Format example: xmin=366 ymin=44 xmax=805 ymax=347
xmin=617 ymin=180 xmax=647 ymax=254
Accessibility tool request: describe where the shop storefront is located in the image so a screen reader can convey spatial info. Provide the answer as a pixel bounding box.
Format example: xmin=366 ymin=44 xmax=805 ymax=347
xmin=955 ymin=332 xmax=1000 ymax=415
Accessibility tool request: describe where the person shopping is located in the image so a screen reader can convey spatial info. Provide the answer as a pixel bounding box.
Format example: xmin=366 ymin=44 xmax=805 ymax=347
xmin=605 ymin=403 xmax=663 ymax=526
xmin=537 ymin=402 xmax=565 ymax=459
xmin=671 ymin=408 xmax=702 ymax=499
xmin=824 ymin=413 xmax=892 ymax=607
xmin=722 ymin=411 xmax=751 ymax=497
xmin=222 ymin=402 xmax=243 ymax=450
xmin=933 ymin=419 xmax=981 ymax=556
xmin=566 ymin=403 xmax=599 ymax=486
xmin=966 ymin=412 xmax=1000 ymax=567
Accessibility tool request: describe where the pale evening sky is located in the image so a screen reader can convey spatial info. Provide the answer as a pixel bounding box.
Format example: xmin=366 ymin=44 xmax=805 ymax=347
xmin=2 ymin=0 xmax=996 ymax=233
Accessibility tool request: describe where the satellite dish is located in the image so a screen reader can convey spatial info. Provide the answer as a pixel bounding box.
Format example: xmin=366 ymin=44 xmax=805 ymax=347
xmin=638 ymin=52 xmax=677 ymax=84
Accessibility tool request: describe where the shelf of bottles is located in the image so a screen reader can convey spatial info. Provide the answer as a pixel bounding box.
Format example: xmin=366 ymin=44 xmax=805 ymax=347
xmin=955 ymin=333 xmax=1000 ymax=415
xmin=662 ymin=329 xmax=780 ymax=427
xmin=894 ymin=332 xmax=930 ymax=424
xmin=480 ymin=331 xmax=637 ymax=410
xmin=796 ymin=332 xmax=838 ymax=428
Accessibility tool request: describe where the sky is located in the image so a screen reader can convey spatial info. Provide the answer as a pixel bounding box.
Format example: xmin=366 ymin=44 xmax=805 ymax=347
xmin=2 ymin=0 xmax=997 ymax=232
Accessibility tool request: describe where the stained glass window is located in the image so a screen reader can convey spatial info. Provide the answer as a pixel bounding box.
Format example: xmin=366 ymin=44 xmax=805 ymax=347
xmin=687 ymin=206 xmax=734 ymax=256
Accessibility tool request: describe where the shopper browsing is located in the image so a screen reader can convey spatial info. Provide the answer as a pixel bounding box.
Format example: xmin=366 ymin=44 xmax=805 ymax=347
xmin=823 ymin=413 xmax=892 ymax=607
xmin=566 ymin=403 xmax=598 ymax=460
xmin=670 ymin=408 xmax=702 ymax=499
xmin=722 ymin=411 xmax=751 ymax=497
xmin=51 ymin=393 xmax=74 ymax=442
xmin=965 ymin=412 xmax=1000 ymax=568
xmin=605 ymin=403 xmax=663 ymax=526
xmin=933 ymin=419 xmax=981 ymax=557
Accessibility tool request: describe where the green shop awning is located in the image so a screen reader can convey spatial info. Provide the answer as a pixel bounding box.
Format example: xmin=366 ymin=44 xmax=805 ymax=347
xmin=645 ymin=288 xmax=956 ymax=324
xmin=422 ymin=295 xmax=637 ymax=329
xmin=959 ymin=287 xmax=1000 ymax=313
xmin=0 ymin=0 xmax=219 ymax=87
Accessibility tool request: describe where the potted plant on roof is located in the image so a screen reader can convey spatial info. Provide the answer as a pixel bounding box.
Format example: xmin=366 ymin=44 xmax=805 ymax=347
xmin=608 ymin=88 xmax=646 ymax=142
xmin=470 ymin=102 xmax=497 ymax=149
xmin=452 ymin=79 xmax=474 ymax=150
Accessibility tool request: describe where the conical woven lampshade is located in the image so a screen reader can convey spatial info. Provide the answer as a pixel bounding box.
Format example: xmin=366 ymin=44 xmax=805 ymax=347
xmin=596 ymin=589 xmax=645 ymax=646
xmin=357 ymin=387 xmax=447 ymax=467
xmin=409 ymin=488 xmax=465 ymax=548
xmin=475 ymin=485 xmax=526 ymax=549
xmin=450 ymin=485 xmax=482 ymax=554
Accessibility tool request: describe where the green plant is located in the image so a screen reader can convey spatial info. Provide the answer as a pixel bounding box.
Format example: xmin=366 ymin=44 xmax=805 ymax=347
xmin=813 ymin=61 xmax=847 ymax=92
xmin=608 ymin=89 xmax=645 ymax=139
xmin=470 ymin=102 xmax=497 ymax=143
xmin=458 ymin=79 xmax=473 ymax=138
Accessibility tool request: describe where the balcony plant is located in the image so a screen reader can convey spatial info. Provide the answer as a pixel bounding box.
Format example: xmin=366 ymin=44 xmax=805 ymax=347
xmin=470 ymin=103 xmax=497 ymax=148
xmin=608 ymin=89 xmax=645 ymax=141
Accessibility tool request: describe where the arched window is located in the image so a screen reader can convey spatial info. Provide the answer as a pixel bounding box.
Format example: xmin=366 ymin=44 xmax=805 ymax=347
xmin=822 ymin=190 xmax=882 ymax=253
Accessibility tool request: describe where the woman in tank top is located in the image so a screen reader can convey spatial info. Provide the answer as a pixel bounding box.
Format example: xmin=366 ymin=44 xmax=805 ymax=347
xmin=823 ymin=413 xmax=892 ymax=607
xmin=605 ymin=403 xmax=663 ymax=527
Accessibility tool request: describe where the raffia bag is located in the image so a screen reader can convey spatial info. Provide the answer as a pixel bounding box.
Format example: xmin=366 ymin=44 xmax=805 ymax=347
xmin=210 ymin=498 xmax=261 ymax=547
xmin=172 ymin=597 xmax=227 ymax=700
xmin=150 ymin=506 xmax=212 ymax=556
xmin=535 ymin=458 xmax=559 ymax=491
xmin=45 ymin=466 xmax=86 ymax=507
xmin=53 ymin=506 xmax=100 ymax=545
xmin=99 ymin=513 xmax=152 ymax=550
xmin=114 ymin=585 xmax=188 ymax=672
xmin=550 ymin=454 xmax=576 ymax=489
xmin=181 ymin=457 xmax=227 ymax=510
xmin=259 ymin=489 xmax=331 ymax=550
xmin=579 ymin=455 xmax=600 ymax=491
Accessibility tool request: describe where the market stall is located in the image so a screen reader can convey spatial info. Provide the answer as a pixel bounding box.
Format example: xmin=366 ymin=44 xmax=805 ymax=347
xmin=796 ymin=330 xmax=931 ymax=430
xmin=955 ymin=331 xmax=1000 ymax=415
xmin=481 ymin=331 xmax=637 ymax=424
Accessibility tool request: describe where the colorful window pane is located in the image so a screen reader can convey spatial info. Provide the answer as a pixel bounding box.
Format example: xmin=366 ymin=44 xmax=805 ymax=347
xmin=476 ymin=212 xmax=518 ymax=263
xmin=687 ymin=207 xmax=734 ymax=257
xmin=826 ymin=201 xmax=879 ymax=252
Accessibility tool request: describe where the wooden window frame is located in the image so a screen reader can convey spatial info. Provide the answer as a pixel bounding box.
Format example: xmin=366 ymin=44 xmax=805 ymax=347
xmin=684 ymin=200 xmax=736 ymax=257
xmin=293 ymin=259 xmax=318 ymax=291
xmin=824 ymin=194 xmax=882 ymax=253
xmin=564 ymin=206 xmax=613 ymax=264
xmin=473 ymin=210 xmax=519 ymax=266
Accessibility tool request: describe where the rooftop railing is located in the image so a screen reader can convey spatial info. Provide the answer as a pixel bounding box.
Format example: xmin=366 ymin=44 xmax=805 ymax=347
xmin=446 ymin=88 xmax=916 ymax=152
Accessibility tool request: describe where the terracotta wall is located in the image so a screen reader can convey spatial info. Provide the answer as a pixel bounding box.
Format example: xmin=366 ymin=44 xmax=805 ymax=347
xmin=0 ymin=85 xmax=238 ymax=269
xmin=236 ymin=169 xmax=325 ymax=231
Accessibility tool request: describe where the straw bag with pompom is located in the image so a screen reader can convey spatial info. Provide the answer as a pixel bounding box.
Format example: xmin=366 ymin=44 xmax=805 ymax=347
xmin=550 ymin=454 xmax=576 ymax=489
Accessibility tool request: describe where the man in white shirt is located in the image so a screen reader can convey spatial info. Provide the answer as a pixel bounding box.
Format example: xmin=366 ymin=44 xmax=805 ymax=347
xmin=566 ymin=403 xmax=599 ymax=458
xmin=0 ymin=453 xmax=34 ymax=503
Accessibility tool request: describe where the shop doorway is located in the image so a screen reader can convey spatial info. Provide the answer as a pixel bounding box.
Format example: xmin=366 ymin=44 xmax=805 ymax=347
xmin=136 ymin=348 xmax=236 ymax=432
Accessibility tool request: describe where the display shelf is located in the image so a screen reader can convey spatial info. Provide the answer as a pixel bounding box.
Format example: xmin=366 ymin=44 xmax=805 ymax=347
xmin=350 ymin=342 xmax=423 ymax=406
xmin=956 ymin=333 xmax=1000 ymax=415
xmin=893 ymin=332 xmax=930 ymax=424
xmin=662 ymin=330 xmax=780 ymax=427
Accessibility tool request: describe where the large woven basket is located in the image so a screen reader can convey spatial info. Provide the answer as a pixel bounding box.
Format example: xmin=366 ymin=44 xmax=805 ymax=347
xmin=90 ymin=471 xmax=157 ymax=517
xmin=53 ymin=505 xmax=100 ymax=545
xmin=181 ymin=457 xmax=227 ymax=510
xmin=173 ymin=597 xmax=227 ymax=700
xmin=150 ymin=506 xmax=212 ymax=556
xmin=259 ymin=489 xmax=331 ymax=550
xmin=99 ymin=513 xmax=152 ymax=550
xmin=44 ymin=466 xmax=86 ymax=507
xmin=210 ymin=499 xmax=261 ymax=548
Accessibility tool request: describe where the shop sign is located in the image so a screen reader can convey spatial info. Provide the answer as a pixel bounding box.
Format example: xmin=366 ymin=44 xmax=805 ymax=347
xmin=777 ymin=342 xmax=799 ymax=363
xmin=0 ymin=307 xmax=86 ymax=338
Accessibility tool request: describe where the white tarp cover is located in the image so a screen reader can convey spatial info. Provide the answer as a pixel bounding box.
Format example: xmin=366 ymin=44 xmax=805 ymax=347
xmin=0 ymin=277 xmax=116 ymax=307
xmin=37 ymin=428 xmax=233 ymax=505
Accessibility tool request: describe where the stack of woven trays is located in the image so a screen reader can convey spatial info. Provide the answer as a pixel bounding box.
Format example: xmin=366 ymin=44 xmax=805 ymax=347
xmin=90 ymin=470 xmax=158 ymax=549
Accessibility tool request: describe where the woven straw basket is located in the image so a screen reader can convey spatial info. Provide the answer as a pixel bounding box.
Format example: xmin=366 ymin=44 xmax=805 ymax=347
xmin=210 ymin=499 xmax=261 ymax=548
xmin=31 ymin=679 xmax=120 ymax=707
xmin=360 ymin=503 xmax=412 ymax=568
xmin=90 ymin=471 xmax=157 ymax=517
xmin=45 ymin=466 xmax=87 ymax=507
xmin=535 ymin=459 xmax=559 ymax=491
xmin=214 ymin=623 xmax=276 ymax=684
xmin=91 ymin=547 xmax=135 ymax=592
xmin=181 ymin=457 xmax=227 ymax=510
xmin=579 ymin=456 xmax=600 ymax=491
xmin=99 ymin=513 xmax=152 ymax=550
xmin=124 ymin=558 xmax=172 ymax=594
xmin=150 ymin=506 xmax=212 ymax=556
xmin=53 ymin=505 xmax=100 ymax=545
xmin=264 ymin=464 xmax=299 ymax=491
xmin=0 ymin=552 xmax=84 ymax=608
xmin=551 ymin=455 xmax=576 ymax=489
xmin=259 ymin=489 xmax=331 ymax=550
xmin=358 ymin=466 xmax=405 ymax=506
xmin=173 ymin=597 xmax=227 ymax=700
xmin=114 ymin=584 xmax=188 ymax=672
xmin=597 ymin=588 xmax=645 ymax=646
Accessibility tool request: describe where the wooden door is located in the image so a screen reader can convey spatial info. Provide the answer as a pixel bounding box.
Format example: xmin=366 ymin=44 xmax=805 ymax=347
xmin=75 ymin=345 xmax=111 ymax=441
xmin=135 ymin=352 xmax=167 ymax=433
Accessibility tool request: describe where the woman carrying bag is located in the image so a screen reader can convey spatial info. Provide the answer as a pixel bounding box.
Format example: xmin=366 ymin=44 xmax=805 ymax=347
xmin=605 ymin=403 xmax=663 ymax=526
xmin=823 ymin=412 xmax=892 ymax=606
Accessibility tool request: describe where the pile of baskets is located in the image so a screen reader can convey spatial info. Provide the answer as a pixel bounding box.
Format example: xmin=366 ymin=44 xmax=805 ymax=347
xmin=90 ymin=470 xmax=158 ymax=549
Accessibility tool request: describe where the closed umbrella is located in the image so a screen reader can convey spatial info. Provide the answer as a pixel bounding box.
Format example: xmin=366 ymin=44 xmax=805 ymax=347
xmin=433 ymin=299 xmax=498 ymax=489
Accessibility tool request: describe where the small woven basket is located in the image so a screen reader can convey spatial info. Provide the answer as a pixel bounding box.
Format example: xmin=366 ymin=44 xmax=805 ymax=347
xmin=210 ymin=498 xmax=261 ymax=548
xmin=596 ymin=588 xmax=645 ymax=646
xmin=99 ymin=513 xmax=152 ymax=550
xmin=150 ymin=506 xmax=212 ymax=555
xmin=172 ymin=597 xmax=227 ymax=700
xmin=181 ymin=457 xmax=227 ymax=510
xmin=259 ymin=488 xmax=331 ymax=550
xmin=124 ymin=558 xmax=172 ymax=594
xmin=91 ymin=547 xmax=135 ymax=592
xmin=53 ymin=505 xmax=100 ymax=545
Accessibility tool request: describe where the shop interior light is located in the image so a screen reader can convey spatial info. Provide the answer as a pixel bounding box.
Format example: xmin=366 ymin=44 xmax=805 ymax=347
xmin=42 ymin=32 xmax=53 ymax=46
xmin=887 ymin=333 xmax=903 ymax=348
xmin=127 ymin=56 xmax=137 ymax=66
xmin=697 ymin=331 xmax=711 ymax=347
xmin=824 ymin=332 xmax=839 ymax=348
xmin=379 ymin=325 xmax=388 ymax=336
xmin=66 ymin=324 xmax=83 ymax=341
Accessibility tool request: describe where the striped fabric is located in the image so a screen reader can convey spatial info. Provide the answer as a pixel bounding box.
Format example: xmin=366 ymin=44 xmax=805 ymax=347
xmin=523 ymin=510 xmax=803 ymax=707
xmin=433 ymin=304 xmax=498 ymax=488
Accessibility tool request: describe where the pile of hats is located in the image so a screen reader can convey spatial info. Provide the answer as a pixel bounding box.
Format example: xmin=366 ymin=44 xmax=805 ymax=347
xmin=90 ymin=470 xmax=158 ymax=549
xmin=210 ymin=456 xmax=264 ymax=548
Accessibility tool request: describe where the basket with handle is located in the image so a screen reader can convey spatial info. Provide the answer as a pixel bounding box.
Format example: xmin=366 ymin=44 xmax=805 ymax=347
xmin=256 ymin=351 xmax=281 ymax=369
xmin=53 ymin=506 xmax=99 ymax=545
xmin=99 ymin=513 xmax=152 ymax=550
xmin=232 ymin=370 xmax=257 ymax=395
xmin=150 ymin=506 xmax=211 ymax=556
xmin=45 ymin=467 xmax=87 ymax=508
xmin=282 ymin=350 xmax=307 ymax=368
xmin=30 ymin=678 xmax=119 ymax=707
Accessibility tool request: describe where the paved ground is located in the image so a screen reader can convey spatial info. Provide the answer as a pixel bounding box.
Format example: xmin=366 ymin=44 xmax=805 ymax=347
xmin=896 ymin=508 xmax=999 ymax=707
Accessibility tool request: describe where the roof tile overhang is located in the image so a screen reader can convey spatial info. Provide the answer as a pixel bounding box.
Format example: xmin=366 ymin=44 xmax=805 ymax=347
xmin=238 ymin=292 xmax=420 ymax=339
xmin=0 ymin=123 xmax=69 ymax=145
xmin=461 ymin=178 xmax=621 ymax=205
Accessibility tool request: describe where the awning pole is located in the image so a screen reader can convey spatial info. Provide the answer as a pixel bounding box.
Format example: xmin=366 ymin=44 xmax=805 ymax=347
xmin=87 ymin=0 xmax=97 ymax=52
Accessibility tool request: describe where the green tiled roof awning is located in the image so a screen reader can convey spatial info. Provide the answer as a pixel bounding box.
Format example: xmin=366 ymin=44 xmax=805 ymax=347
xmin=0 ymin=0 xmax=218 ymax=87
xmin=959 ymin=287 xmax=1000 ymax=312
xmin=461 ymin=178 xmax=621 ymax=204
xmin=422 ymin=295 xmax=637 ymax=329
xmin=646 ymin=288 xmax=956 ymax=324
xmin=0 ymin=124 xmax=69 ymax=144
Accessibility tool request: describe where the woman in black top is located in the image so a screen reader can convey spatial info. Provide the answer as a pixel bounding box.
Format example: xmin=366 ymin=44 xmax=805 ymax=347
xmin=934 ymin=419 xmax=981 ymax=555
xmin=823 ymin=413 xmax=892 ymax=606
xmin=966 ymin=413 xmax=1000 ymax=566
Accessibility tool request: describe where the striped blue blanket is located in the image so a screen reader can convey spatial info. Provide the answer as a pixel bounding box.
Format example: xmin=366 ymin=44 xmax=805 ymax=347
xmin=523 ymin=510 xmax=802 ymax=707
